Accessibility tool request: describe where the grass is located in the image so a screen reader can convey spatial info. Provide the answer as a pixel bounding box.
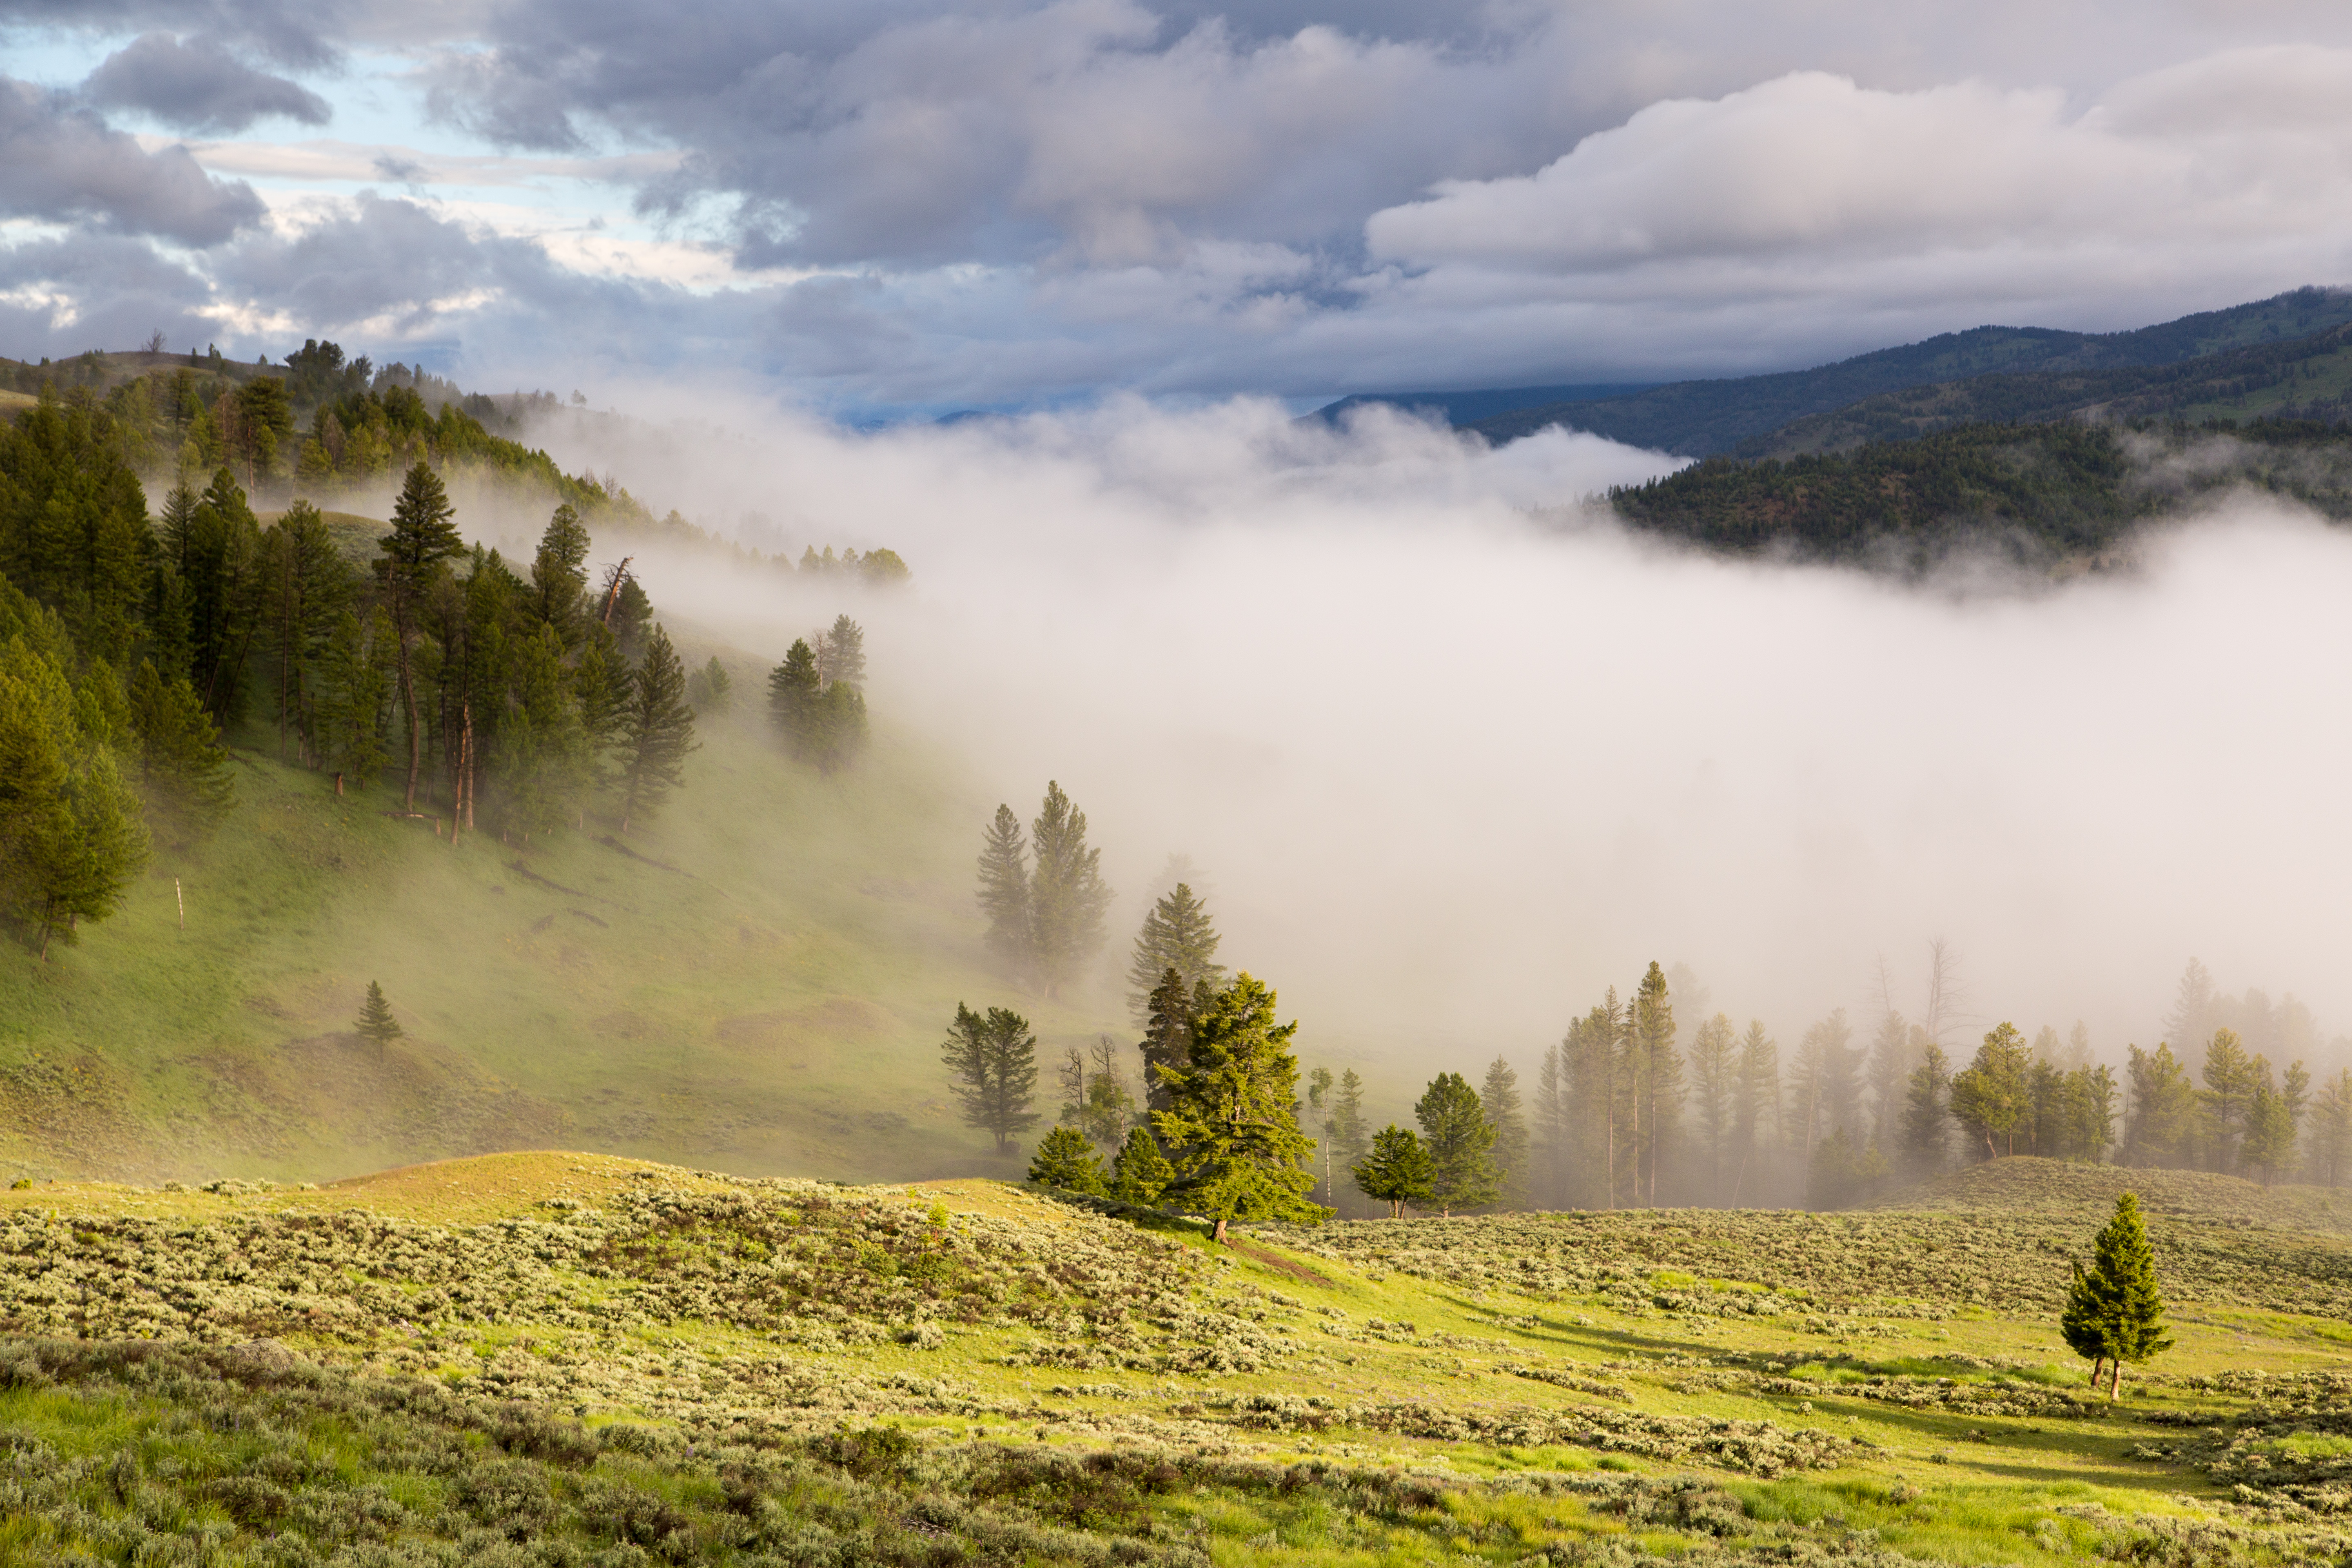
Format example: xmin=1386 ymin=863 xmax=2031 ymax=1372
xmin=0 ymin=691 xmax=1146 ymax=1186
xmin=0 ymin=1153 xmax=2346 ymax=1562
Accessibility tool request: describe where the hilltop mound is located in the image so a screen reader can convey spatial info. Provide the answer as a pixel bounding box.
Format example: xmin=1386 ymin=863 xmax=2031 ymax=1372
xmin=1866 ymin=1155 xmax=2352 ymax=1234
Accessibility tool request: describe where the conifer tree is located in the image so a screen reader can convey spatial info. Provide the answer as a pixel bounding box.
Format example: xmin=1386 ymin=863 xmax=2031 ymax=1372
xmin=1321 ymin=1067 xmax=1370 ymax=1217
xmin=1028 ymin=1126 xmax=1107 ymax=1194
xmin=315 ymin=610 xmax=392 ymax=794
xmin=257 ymin=499 xmax=350 ymax=765
xmin=2123 ymin=1042 xmax=2199 ymax=1167
xmin=1416 ymin=1071 xmax=1499 ymax=1217
xmin=1480 ymin=1056 xmax=1528 ymax=1210
xmin=1110 ymin=1126 xmax=1174 ymax=1205
xmin=2309 ymin=1068 xmax=2352 ymax=1187
xmin=940 ymin=1002 xmax=1039 ymax=1154
xmin=615 ymin=624 xmax=697 ymax=831
xmin=1900 ymin=1042 xmax=1953 ymax=1175
xmin=378 ymin=461 xmax=463 ymax=810
xmin=975 ymin=804 xmax=1031 ymax=971
xmin=2239 ymin=1078 xmax=2297 ymax=1184
xmin=1029 ymin=781 xmax=1113 ymax=998
xmin=1686 ymin=1013 xmax=1736 ymax=1203
xmin=127 ymin=661 xmax=235 ymax=845
xmin=572 ymin=637 xmax=629 ymax=787
xmin=686 ymin=656 xmax=733 ymax=715
xmin=2199 ymin=1028 xmax=2256 ymax=1172
xmin=1126 ymin=880 xmax=1226 ymax=1025
xmin=1631 ymin=962 xmax=1681 ymax=1205
xmin=1732 ymin=1018 xmax=1781 ymax=1203
xmin=768 ymin=639 xmax=821 ymax=755
xmin=1152 ymin=973 xmax=1325 ymax=1242
xmin=1139 ymin=967 xmax=1204 ymax=1115
xmin=1951 ymin=1022 xmax=2033 ymax=1158
xmin=2068 ymin=1192 xmax=2173 ymax=1399
xmin=529 ymin=503 xmax=592 ymax=641
xmin=814 ymin=615 xmax=866 ymax=687
xmin=1353 ymin=1125 xmax=1434 ymax=1217
xmin=491 ymin=625 xmax=589 ymax=836
xmin=354 ymin=980 xmax=402 ymax=1062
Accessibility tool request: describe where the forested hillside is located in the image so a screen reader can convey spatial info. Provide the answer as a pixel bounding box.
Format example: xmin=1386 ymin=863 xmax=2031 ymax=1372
xmin=1453 ymin=287 xmax=2352 ymax=456
xmin=1605 ymin=418 xmax=2352 ymax=568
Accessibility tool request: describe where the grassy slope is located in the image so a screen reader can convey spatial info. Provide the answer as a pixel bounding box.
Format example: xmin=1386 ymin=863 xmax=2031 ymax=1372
xmin=0 ymin=690 xmax=1134 ymax=1185
xmin=1 ymin=1152 xmax=2348 ymax=1564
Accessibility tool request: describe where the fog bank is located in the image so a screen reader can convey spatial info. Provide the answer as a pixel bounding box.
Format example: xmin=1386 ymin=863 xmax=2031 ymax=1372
xmin=517 ymin=397 xmax=2352 ymax=1076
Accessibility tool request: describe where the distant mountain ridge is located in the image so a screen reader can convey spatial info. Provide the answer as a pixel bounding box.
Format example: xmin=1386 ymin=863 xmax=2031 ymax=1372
xmin=1317 ymin=287 xmax=2352 ymax=458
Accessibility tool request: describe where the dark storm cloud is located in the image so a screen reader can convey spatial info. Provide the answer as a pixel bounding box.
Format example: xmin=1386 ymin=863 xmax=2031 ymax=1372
xmin=0 ymin=76 xmax=265 ymax=245
xmin=0 ymin=0 xmax=349 ymax=68
xmin=83 ymin=33 xmax=332 ymax=134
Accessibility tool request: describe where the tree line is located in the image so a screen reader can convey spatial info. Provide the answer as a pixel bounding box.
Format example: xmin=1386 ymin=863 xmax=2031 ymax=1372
xmin=0 ymin=380 xmax=904 ymax=958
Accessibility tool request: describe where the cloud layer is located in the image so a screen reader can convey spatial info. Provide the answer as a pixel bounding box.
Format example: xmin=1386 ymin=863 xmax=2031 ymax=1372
xmin=482 ymin=397 xmax=2352 ymax=1074
xmin=12 ymin=4 xmax=2352 ymax=408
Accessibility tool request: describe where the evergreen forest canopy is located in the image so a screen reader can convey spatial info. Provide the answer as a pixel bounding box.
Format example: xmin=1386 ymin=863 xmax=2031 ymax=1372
xmin=0 ymin=361 xmax=909 ymax=969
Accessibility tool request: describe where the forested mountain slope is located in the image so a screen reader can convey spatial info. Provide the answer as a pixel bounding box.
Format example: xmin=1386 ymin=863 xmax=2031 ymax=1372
xmin=1605 ymin=418 xmax=2352 ymax=569
xmin=1456 ymin=287 xmax=2352 ymax=456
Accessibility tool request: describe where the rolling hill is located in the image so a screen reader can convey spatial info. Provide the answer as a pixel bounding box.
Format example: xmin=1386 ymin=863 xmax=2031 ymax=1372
xmin=4 ymin=1150 xmax=2350 ymax=1565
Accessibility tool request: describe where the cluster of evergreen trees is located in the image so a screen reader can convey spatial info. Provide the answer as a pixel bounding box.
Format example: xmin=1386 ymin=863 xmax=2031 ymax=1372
xmin=11 ymin=350 xmax=911 ymax=591
xmin=765 ymin=615 xmax=869 ymax=773
xmin=974 ymin=783 xmax=1116 ymax=998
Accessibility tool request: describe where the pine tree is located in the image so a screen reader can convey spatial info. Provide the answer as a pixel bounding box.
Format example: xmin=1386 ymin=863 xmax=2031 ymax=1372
xmin=815 ymin=679 xmax=868 ymax=771
xmin=1416 ymin=1071 xmax=1498 ymax=1217
xmin=256 ymin=500 xmax=351 ymax=765
xmin=2060 ymin=1259 xmax=2113 ymax=1393
xmin=1631 ymin=962 xmax=1682 ymax=1205
xmin=1151 ymin=973 xmax=1324 ymax=1243
xmin=940 ymin=1002 xmax=1039 ymax=1155
xmin=2123 ymin=1042 xmax=2198 ymax=1168
xmin=615 ymin=624 xmax=697 ymax=831
xmin=1322 ymin=1067 xmax=1370 ymax=1217
xmin=1028 ymin=1126 xmax=1107 ymax=1194
xmin=686 ymin=656 xmax=733 ymax=715
xmin=314 ymin=610 xmax=391 ymax=794
xmin=2240 ymin=1077 xmax=2297 ymax=1185
xmin=975 ymin=804 xmax=1031 ymax=972
xmin=768 ymin=639 xmax=822 ymax=758
xmin=1900 ymin=1042 xmax=1953 ymax=1175
xmin=491 ymin=626 xmax=589 ymax=837
xmin=1686 ymin=1013 xmax=1736 ymax=1203
xmin=1110 ymin=1126 xmax=1175 ymax=1205
xmin=1029 ymin=781 xmax=1113 ymax=998
xmin=2073 ymin=1192 xmax=2173 ymax=1398
xmin=1353 ymin=1125 xmax=1434 ymax=1217
xmin=1732 ymin=1020 xmax=1781 ymax=1206
xmin=2309 ymin=1068 xmax=2352 ymax=1187
xmin=127 ymin=661 xmax=235 ymax=845
xmin=1125 ymin=880 xmax=1226 ymax=1024
xmin=354 ymin=980 xmax=402 ymax=1062
xmin=1534 ymin=1038 xmax=1570 ymax=1210
xmin=814 ymin=615 xmax=866 ymax=687
xmin=1951 ymin=1022 xmax=2033 ymax=1158
xmin=2199 ymin=1028 xmax=2256 ymax=1172
xmin=378 ymin=461 xmax=463 ymax=810
xmin=1480 ymin=1056 xmax=1528 ymax=1210
xmin=529 ymin=503 xmax=591 ymax=641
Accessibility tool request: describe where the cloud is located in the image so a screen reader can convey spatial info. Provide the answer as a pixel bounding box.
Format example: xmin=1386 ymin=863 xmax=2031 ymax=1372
xmin=83 ymin=33 xmax=332 ymax=135
xmin=0 ymin=75 xmax=265 ymax=245
xmin=479 ymin=394 xmax=2352 ymax=1072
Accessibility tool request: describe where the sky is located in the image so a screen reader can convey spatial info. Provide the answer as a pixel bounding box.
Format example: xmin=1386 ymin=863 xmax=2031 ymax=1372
xmin=10 ymin=2 xmax=2352 ymax=417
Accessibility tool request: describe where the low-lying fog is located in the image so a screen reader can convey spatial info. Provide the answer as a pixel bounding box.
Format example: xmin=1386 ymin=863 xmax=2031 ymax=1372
xmin=488 ymin=397 xmax=2352 ymax=1074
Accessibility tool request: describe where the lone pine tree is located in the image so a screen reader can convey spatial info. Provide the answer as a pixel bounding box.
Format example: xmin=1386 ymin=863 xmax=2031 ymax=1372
xmin=974 ymin=804 xmax=1031 ymax=971
xmin=1028 ymin=781 xmax=1112 ymax=998
xmin=2061 ymin=1192 xmax=2174 ymax=1399
xmin=354 ymin=981 xmax=402 ymax=1062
